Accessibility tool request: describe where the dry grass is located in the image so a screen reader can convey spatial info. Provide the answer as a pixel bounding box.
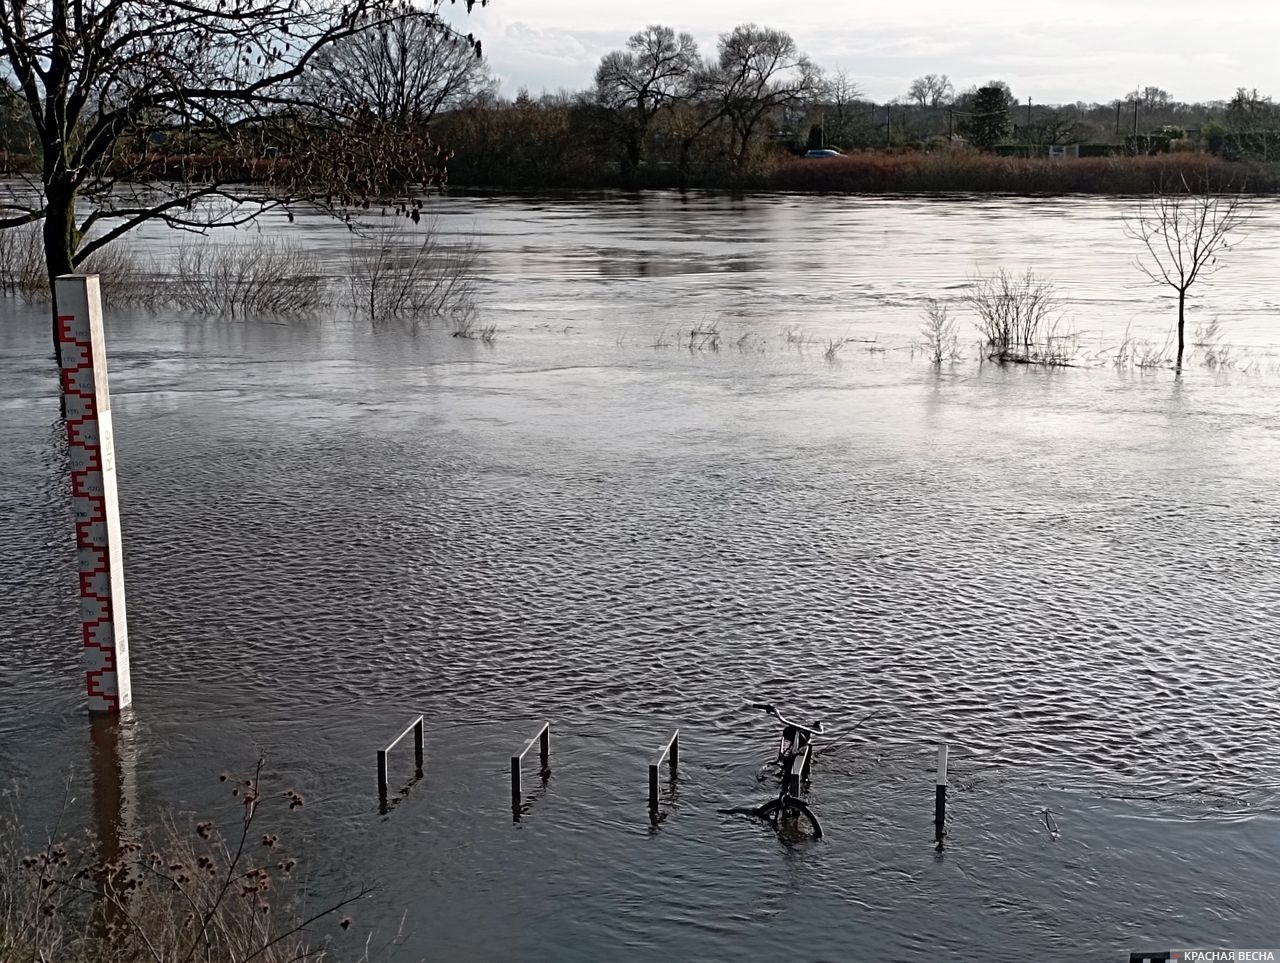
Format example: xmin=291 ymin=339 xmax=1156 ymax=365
xmin=919 ymin=298 xmax=961 ymax=364
xmin=681 ymin=323 xmax=721 ymax=352
xmin=822 ymin=337 xmax=853 ymax=361
xmin=451 ymin=312 xmax=497 ymax=342
xmin=0 ymin=763 xmax=366 ymax=963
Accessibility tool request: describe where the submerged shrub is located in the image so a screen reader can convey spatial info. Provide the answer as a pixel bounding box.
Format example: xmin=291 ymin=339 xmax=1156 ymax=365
xmin=966 ymin=267 xmax=1062 ymax=363
xmin=348 ymin=220 xmax=479 ymax=326
xmin=0 ymin=223 xmax=157 ymax=305
xmin=0 ymin=223 xmax=47 ymax=299
xmin=172 ymin=236 xmax=330 ymax=317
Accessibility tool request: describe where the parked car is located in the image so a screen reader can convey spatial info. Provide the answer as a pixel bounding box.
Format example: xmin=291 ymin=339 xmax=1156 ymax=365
xmin=803 ymin=148 xmax=844 ymax=158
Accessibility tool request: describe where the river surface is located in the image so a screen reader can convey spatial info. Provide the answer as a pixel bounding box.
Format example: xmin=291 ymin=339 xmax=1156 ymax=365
xmin=2 ymin=192 xmax=1280 ymax=961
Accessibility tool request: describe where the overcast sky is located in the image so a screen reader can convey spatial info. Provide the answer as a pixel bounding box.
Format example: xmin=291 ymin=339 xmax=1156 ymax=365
xmin=446 ymin=0 xmax=1277 ymax=106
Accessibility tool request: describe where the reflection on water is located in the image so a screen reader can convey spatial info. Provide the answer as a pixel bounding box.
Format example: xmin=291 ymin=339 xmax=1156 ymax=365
xmin=2 ymin=193 xmax=1280 ymax=960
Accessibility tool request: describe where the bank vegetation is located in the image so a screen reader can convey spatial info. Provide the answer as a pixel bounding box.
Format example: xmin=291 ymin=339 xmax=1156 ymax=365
xmin=0 ymin=764 xmax=368 ymax=963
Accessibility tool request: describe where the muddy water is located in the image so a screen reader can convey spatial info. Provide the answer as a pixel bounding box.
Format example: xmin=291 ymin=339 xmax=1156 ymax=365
xmin=2 ymin=192 xmax=1279 ymax=960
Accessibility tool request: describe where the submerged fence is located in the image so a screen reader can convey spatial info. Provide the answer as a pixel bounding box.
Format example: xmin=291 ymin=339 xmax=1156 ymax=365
xmin=649 ymin=729 xmax=680 ymax=812
xmin=377 ymin=715 xmax=425 ymax=812
xmin=511 ymin=722 xmax=551 ymax=811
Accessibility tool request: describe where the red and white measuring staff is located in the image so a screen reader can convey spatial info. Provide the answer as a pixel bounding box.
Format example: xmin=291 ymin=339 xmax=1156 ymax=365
xmin=57 ymin=274 xmax=132 ymax=713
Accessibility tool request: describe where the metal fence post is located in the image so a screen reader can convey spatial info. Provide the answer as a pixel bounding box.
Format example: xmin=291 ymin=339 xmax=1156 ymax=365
xmin=414 ymin=718 xmax=425 ymax=778
xmin=376 ymin=715 xmax=424 ymax=810
xmin=935 ymin=743 xmax=949 ymax=844
xmin=377 ymin=749 xmax=389 ymax=807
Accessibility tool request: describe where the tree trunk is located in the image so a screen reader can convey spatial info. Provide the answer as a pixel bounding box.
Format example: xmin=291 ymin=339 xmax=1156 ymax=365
xmin=1176 ymin=287 xmax=1187 ymax=370
xmin=677 ymin=139 xmax=693 ymax=191
xmin=44 ymin=181 xmax=77 ymax=363
xmin=44 ymin=180 xmax=77 ymax=416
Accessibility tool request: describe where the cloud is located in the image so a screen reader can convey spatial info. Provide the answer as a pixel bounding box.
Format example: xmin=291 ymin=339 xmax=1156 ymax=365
xmin=448 ymin=1 xmax=1280 ymax=105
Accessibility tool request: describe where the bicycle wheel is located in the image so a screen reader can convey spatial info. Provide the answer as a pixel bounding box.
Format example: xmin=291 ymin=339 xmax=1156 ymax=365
xmin=778 ymin=798 xmax=824 ymax=839
xmin=755 ymin=798 xmax=782 ymax=824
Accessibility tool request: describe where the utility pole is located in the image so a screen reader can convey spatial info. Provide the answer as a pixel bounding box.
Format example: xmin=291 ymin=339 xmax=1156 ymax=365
xmin=948 ymin=107 xmax=953 ymax=141
xmin=886 ymin=104 xmax=891 ymax=148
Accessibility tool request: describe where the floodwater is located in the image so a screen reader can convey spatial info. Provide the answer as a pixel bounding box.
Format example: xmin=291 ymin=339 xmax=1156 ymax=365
xmin=3 ymin=192 xmax=1280 ymax=961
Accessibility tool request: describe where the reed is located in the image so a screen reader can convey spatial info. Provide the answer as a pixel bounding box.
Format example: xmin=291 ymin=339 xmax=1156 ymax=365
xmin=760 ymin=151 xmax=1274 ymax=195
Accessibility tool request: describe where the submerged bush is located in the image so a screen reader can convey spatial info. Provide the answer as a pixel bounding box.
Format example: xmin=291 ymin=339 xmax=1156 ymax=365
xmin=0 ymin=223 xmax=163 ymax=307
xmin=172 ymin=236 xmax=330 ymax=317
xmin=348 ymin=220 xmax=478 ymax=326
xmin=0 ymin=223 xmax=49 ymax=299
xmin=967 ymin=268 xmax=1066 ymax=365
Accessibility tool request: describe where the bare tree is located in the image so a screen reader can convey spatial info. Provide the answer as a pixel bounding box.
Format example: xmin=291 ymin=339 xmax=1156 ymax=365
xmin=1027 ymin=110 xmax=1087 ymax=146
xmin=0 ymin=0 xmax=482 ymax=362
xmin=1225 ymin=87 xmax=1278 ymax=161
xmin=593 ymin=25 xmax=700 ymax=179
xmin=709 ymin=24 xmax=819 ymax=170
xmin=1124 ymin=174 xmax=1247 ymax=370
xmin=1142 ymin=85 xmax=1171 ymax=108
xmin=304 ymin=16 xmax=496 ymax=127
xmin=907 ymin=74 xmax=953 ymax=109
xmin=818 ymin=67 xmax=863 ymax=147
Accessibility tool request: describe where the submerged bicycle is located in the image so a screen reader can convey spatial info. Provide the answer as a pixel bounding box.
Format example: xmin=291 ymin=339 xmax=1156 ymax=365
xmin=722 ymin=701 xmax=825 ymax=839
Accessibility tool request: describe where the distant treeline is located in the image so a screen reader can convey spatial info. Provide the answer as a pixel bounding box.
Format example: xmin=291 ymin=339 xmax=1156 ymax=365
xmin=431 ymin=96 xmax=1277 ymax=194
xmin=425 ymin=34 xmax=1280 ymax=193
xmin=6 ymin=18 xmax=1280 ymax=196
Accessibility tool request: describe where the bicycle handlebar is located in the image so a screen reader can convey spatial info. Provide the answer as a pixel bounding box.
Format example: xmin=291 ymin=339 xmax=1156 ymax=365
xmin=750 ymin=701 xmax=824 ymax=735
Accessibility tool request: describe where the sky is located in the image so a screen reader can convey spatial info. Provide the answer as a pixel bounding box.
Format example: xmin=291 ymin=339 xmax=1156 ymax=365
xmin=443 ymin=0 xmax=1280 ymax=107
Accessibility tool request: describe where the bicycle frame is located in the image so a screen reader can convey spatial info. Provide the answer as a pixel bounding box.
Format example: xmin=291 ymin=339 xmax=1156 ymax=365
xmin=733 ymin=702 xmax=825 ymax=839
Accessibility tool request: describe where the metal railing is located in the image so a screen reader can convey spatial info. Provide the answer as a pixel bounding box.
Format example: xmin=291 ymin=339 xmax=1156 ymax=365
xmin=377 ymin=715 xmax=424 ymax=812
xmin=510 ymin=722 xmax=550 ymax=807
xmin=648 ymin=729 xmax=679 ymax=811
